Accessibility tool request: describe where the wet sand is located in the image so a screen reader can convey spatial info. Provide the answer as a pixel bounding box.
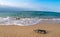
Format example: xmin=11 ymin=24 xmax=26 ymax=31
xmin=0 ymin=22 xmax=60 ymax=37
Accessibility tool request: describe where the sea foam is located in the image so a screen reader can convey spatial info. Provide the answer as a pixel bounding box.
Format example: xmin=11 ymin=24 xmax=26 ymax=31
xmin=0 ymin=17 xmax=42 ymax=26
xmin=0 ymin=16 xmax=60 ymax=26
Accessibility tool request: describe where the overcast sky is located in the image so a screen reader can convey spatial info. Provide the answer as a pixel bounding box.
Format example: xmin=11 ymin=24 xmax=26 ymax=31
xmin=0 ymin=0 xmax=60 ymax=12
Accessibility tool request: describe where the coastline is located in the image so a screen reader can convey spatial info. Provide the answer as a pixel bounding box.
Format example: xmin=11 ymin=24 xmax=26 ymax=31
xmin=0 ymin=17 xmax=60 ymax=26
xmin=0 ymin=21 xmax=60 ymax=37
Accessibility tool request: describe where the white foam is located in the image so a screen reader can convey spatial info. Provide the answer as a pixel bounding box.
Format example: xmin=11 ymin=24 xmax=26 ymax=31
xmin=0 ymin=17 xmax=42 ymax=26
xmin=0 ymin=17 xmax=60 ymax=26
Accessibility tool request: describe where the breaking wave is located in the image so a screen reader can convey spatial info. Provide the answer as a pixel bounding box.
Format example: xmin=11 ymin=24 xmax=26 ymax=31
xmin=0 ymin=16 xmax=42 ymax=26
xmin=0 ymin=16 xmax=60 ymax=26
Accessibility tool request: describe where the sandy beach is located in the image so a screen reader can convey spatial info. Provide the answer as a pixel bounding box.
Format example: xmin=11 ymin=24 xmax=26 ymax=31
xmin=0 ymin=21 xmax=60 ymax=37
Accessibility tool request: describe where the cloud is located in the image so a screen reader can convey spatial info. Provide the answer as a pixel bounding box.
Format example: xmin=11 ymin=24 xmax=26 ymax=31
xmin=0 ymin=0 xmax=60 ymax=12
xmin=0 ymin=0 xmax=43 ymax=11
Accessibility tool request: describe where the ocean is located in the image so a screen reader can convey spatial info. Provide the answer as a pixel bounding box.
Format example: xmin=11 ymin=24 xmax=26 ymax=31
xmin=0 ymin=11 xmax=60 ymax=26
xmin=0 ymin=11 xmax=60 ymax=18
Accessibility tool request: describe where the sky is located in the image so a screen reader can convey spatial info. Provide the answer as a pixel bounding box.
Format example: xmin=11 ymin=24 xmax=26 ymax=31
xmin=0 ymin=0 xmax=60 ymax=12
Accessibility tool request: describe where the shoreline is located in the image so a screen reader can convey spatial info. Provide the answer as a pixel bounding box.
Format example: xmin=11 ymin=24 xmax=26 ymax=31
xmin=0 ymin=19 xmax=60 ymax=26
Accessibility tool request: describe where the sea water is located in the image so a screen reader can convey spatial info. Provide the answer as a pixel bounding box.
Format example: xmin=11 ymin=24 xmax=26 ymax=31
xmin=0 ymin=11 xmax=60 ymax=26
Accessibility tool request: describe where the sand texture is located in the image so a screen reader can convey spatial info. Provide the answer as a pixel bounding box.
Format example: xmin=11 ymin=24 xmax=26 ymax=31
xmin=0 ymin=22 xmax=60 ymax=37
